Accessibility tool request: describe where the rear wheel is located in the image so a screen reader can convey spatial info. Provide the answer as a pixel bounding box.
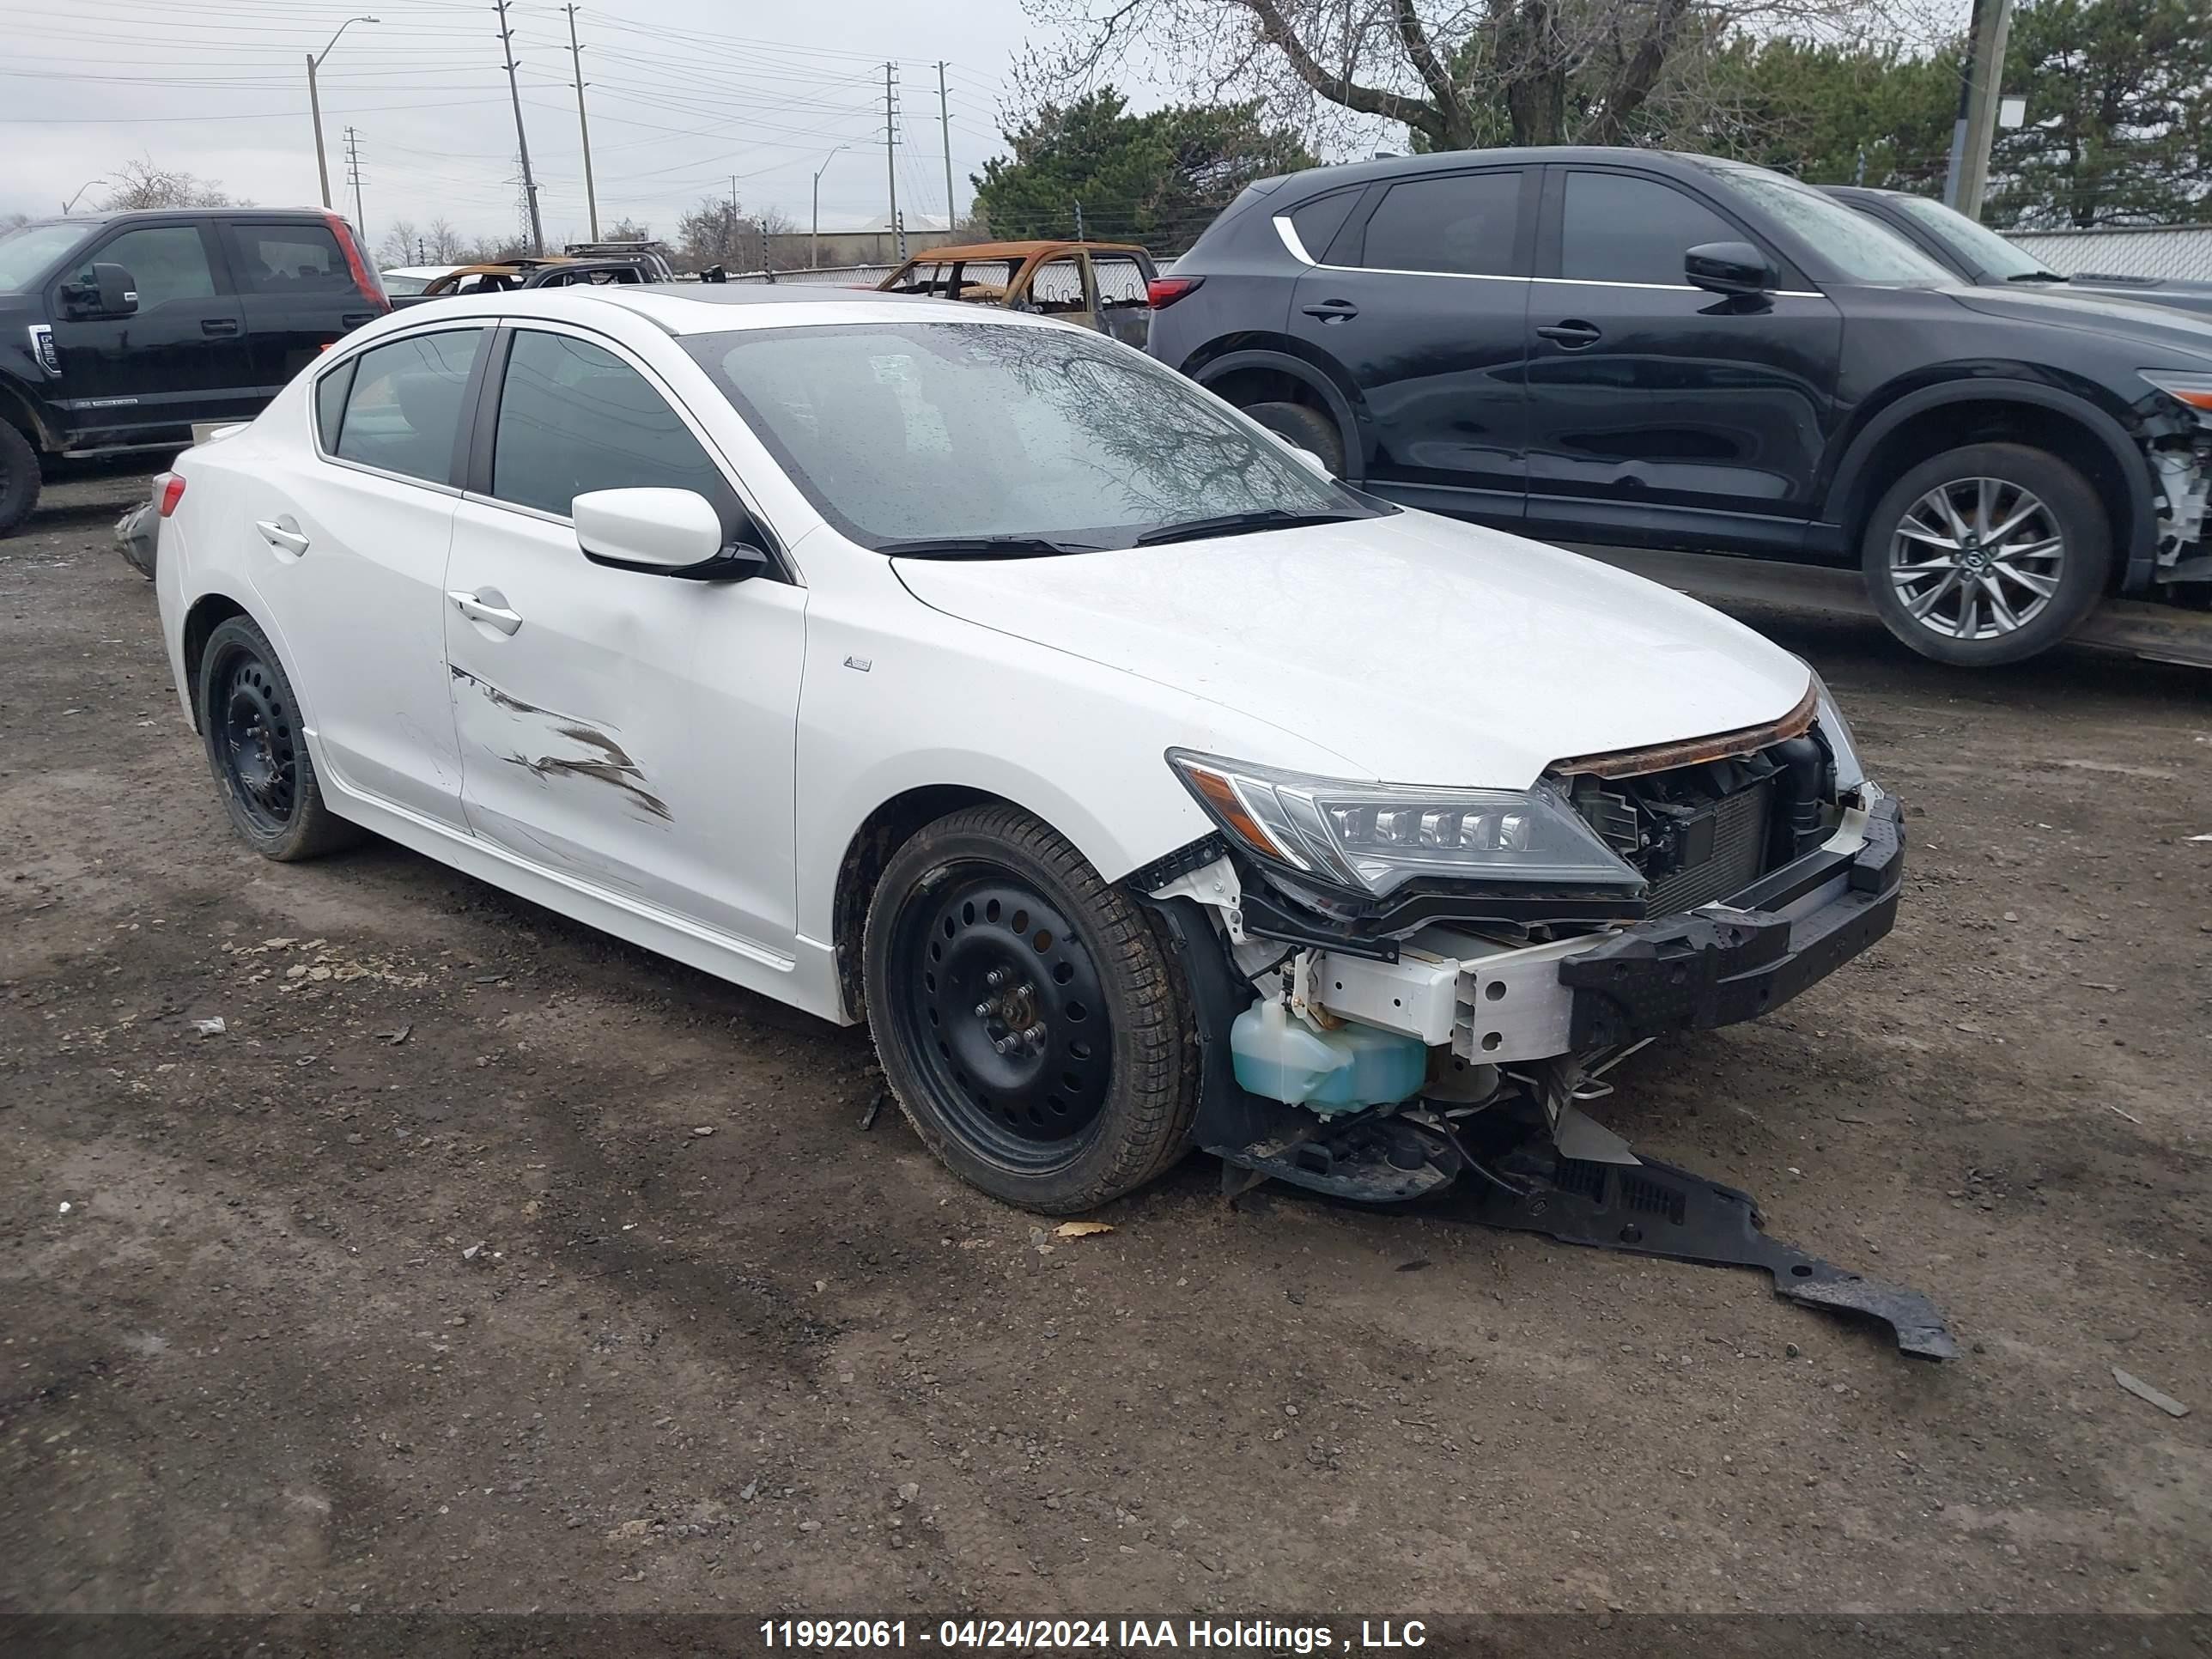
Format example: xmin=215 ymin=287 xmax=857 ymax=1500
xmin=1243 ymin=399 xmax=1346 ymax=477
xmin=196 ymin=616 xmax=365 ymax=861
xmin=1861 ymin=442 xmax=2108 ymax=666
xmin=0 ymin=422 xmax=41 ymax=537
xmin=862 ymin=805 xmax=1200 ymax=1214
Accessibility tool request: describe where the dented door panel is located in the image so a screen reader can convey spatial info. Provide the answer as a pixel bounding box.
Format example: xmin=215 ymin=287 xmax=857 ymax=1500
xmin=442 ymin=497 xmax=807 ymax=955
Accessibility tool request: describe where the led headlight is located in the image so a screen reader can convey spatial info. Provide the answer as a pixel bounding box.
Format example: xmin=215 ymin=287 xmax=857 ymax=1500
xmin=2142 ymin=370 xmax=2212 ymax=427
xmin=1807 ymin=670 xmax=1867 ymax=792
xmin=1167 ymin=750 xmax=1642 ymax=899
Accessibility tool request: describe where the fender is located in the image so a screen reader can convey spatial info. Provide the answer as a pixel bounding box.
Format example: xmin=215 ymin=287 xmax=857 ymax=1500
xmin=0 ymin=371 xmax=64 ymax=452
xmin=1192 ymin=346 xmax=1367 ymax=484
xmin=1820 ymin=378 xmax=2157 ymax=593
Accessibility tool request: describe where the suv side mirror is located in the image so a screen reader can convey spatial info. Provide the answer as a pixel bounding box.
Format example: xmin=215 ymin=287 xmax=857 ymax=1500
xmin=574 ymin=487 xmax=768 ymax=581
xmin=64 ymin=262 xmax=140 ymax=318
xmin=1685 ymin=242 xmax=1774 ymax=298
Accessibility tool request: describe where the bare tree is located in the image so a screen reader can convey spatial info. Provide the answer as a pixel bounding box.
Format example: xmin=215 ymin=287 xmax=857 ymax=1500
xmin=376 ymin=220 xmax=420 ymax=267
xmin=1020 ymin=0 xmax=1920 ymax=150
xmin=99 ymin=159 xmax=234 ymax=210
xmin=0 ymin=211 xmax=28 ymax=235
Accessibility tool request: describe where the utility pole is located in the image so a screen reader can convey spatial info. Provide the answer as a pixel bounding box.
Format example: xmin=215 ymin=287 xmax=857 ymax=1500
xmin=343 ymin=125 xmax=368 ymax=249
xmin=562 ymin=4 xmax=599 ymax=241
xmin=307 ymin=15 xmax=378 ymax=211
xmin=1073 ymin=200 xmax=1085 ymax=241
xmin=937 ymin=62 xmax=956 ymax=234
xmin=494 ymin=0 xmax=544 ymax=255
xmin=730 ymin=173 xmax=740 ymax=270
xmin=1943 ymin=0 xmax=2014 ymax=216
xmin=883 ymin=62 xmax=902 ymax=263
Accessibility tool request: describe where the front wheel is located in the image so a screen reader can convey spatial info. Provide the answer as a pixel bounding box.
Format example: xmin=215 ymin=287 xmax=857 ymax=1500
xmin=862 ymin=805 xmax=1201 ymax=1213
xmin=0 ymin=421 xmax=41 ymax=537
xmin=1861 ymin=441 xmax=2110 ymax=666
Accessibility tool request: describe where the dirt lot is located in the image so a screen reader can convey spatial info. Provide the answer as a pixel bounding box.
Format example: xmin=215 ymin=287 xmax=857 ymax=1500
xmin=3 ymin=465 xmax=2208 ymax=1629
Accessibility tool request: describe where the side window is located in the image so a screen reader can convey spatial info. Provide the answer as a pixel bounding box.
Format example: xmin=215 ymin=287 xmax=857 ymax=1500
xmin=1091 ymin=255 xmax=1149 ymax=307
xmin=1287 ymin=190 xmax=1360 ymax=263
xmin=81 ymin=226 xmax=217 ymax=309
xmin=1561 ymin=172 xmax=1739 ymax=287
xmin=490 ymin=330 xmax=732 ymax=521
xmin=314 ymin=357 xmax=356 ymax=453
xmin=1029 ymin=258 xmax=1085 ymax=311
xmin=331 ymin=329 xmax=483 ymax=484
xmin=1356 ymin=172 xmax=1522 ymax=276
xmin=229 ymin=223 xmax=349 ymax=294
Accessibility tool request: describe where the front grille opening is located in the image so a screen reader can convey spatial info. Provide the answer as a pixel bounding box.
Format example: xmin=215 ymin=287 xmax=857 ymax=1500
xmin=1561 ymin=737 xmax=1832 ymax=917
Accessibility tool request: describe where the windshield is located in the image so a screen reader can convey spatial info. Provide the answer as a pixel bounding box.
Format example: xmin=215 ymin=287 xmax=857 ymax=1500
xmin=1700 ymin=164 xmax=1955 ymax=285
xmin=0 ymin=221 xmax=91 ymax=293
xmin=1886 ymin=194 xmax=2059 ymax=281
xmin=684 ymin=320 xmax=1379 ymax=550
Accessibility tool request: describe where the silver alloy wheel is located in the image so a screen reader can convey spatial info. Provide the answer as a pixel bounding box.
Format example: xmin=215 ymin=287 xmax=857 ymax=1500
xmin=1887 ymin=477 xmax=2065 ymax=641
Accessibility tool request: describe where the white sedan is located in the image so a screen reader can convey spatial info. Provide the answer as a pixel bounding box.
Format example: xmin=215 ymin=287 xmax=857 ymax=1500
xmin=155 ymin=285 xmax=1902 ymax=1213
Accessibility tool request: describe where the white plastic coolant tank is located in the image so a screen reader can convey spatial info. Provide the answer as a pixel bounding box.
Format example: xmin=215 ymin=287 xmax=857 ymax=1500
xmin=1229 ymin=997 xmax=1428 ymax=1115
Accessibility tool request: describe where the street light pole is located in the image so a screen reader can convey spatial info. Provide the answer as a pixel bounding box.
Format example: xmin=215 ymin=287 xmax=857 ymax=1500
xmin=307 ymin=15 xmax=379 ymax=211
xmin=811 ymin=145 xmax=847 ymax=268
xmin=62 ymin=179 xmax=108 ymax=214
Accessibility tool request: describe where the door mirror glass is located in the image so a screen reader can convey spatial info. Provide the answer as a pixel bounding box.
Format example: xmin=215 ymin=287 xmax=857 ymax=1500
xmin=66 ymin=261 xmax=138 ymax=317
xmin=1685 ymin=241 xmax=1775 ymax=297
xmin=575 ymin=487 xmax=763 ymax=579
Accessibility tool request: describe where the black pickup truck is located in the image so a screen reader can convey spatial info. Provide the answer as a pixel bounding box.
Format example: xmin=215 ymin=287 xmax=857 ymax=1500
xmin=0 ymin=206 xmax=388 ymax=534
xmin=1826 ymin=186 xmax=2212 ymax=319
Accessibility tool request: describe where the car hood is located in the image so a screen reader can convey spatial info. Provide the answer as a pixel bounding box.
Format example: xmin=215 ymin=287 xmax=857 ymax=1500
xmin=892 ymin=510 xmax=1813 ymax=788
xmin=1944 ymin=283 xmax=2212 ymax=363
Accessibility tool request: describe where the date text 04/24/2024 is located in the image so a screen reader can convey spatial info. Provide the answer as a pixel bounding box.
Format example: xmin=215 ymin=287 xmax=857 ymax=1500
xmin=757 ymin=1619 xmax=1430 ymax=1650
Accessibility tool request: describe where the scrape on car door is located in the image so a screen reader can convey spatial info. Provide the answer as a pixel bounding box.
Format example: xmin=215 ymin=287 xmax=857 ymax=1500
xmin=442 ymin=324 xmax=806 ymax=956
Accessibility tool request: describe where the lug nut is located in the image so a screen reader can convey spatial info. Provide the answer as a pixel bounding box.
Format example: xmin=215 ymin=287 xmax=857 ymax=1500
xmin=1021 ymin=1023 xmax=1047 ymax=1045
xmin=973 ymin=1001 xmax=993 ymax=1018
xmin=992 ymin=1036 xmax=1014 ymax=1054
xmin=986 ymin=969 xmax=1007 ymax=989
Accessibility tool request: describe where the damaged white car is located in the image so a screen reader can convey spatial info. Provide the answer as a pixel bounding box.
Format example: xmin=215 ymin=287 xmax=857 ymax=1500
xmin=155 ymin=285 xmax=1901 ymax=1218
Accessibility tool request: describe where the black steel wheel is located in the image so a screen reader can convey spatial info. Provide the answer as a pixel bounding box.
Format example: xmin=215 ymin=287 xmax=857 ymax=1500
xmin=863 ymin=805 xmax=1201 ymax=1213
xmin=196 ymin=615 xmax=364 ymax=861
xmin=0 ymin=420 xmax=40 ymax=538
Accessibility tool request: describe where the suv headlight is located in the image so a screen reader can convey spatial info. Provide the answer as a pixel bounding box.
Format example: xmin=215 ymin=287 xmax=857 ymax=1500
xmin=1807 ymin=670 xmax=1867 ymax=792
xmin=2142 ymin=371 xmax=2212 ymax=428
xmin=1167 ymin=750 xmax=1641 ymax=898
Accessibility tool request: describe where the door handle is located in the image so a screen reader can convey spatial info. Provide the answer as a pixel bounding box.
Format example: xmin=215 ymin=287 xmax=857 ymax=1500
xmin=1301 ymin=298 xmax=1359 ymax=320
xmin=255 ymin=517 xmax=309 ymax=556
xmin=1537 ymin=320 xmax=1603 ymax=349
xmin=202 ymin=317 xmax=240 ymax=337
xmin=448 ymin=589 xmax=523 ymax=636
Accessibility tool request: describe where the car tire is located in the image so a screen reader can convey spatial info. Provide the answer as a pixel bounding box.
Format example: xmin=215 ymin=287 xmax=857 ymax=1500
xmin=0 ymin=422 xmax=41 ymax=538
xmin=862 ymin=804 xmax=1201 ymax=1214
xmin=1861 ymin=442 xmax=2109 ymax=666
xmin=197 ymin=615 xmax=366 ymax=861
xmin=1243 ymin=399 xmax=1346 ymax=477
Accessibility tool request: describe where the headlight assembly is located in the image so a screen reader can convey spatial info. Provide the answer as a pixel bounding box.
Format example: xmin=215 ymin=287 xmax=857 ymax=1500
xmin=2142 ymin=371 xmax=2212 ymax=427
xmin=1166 ymin=750 xmax=1642 ymax=899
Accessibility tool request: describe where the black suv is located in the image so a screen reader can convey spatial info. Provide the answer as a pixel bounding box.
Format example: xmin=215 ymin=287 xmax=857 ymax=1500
xmin=1826 ymin=185 xmax=2212 ymax=320
xmin=0 ymin=207 xmax=388 ymax=534
xmin=1148 ymin=148 xmax=2212 ymax=665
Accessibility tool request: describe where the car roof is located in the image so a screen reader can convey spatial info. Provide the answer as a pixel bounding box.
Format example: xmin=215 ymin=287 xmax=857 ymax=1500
xmin=383 ymin=264 xmax=459 ymax=279
xmin=904 ymin=240 xmax=1150 ymax=262
xmin=1258 ymin=144 xmax=1743 ymax=202
xmin=437 ymin=283 xmax=1052 ymax=337
xmin=33 ymin=206 xmax=334 ymax=226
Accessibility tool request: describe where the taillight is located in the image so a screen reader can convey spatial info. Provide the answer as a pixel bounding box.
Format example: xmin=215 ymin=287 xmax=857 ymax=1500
xmin=158 ymin=476 xmax=186 ymax=518
xmin=1146 ymin=276 xmax=1203 ymax=307
xmin=324 ymin=210 xmax=391 ymax=314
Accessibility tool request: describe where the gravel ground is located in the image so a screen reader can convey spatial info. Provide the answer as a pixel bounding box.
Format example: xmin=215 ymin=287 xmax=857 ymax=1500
xmin=2 ymin=465 xmax=2208 ymax=1626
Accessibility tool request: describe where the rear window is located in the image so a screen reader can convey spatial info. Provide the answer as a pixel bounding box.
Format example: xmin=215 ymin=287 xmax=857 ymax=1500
xmin=1287 ymin=190 xmax=1361 ymax=264
xmin=231 ymin=222 xmax=350 ymax=294
xmin=1355 ymin=171 xmax=1522 ymax=277
xmin=330 ymin=328 xmax=483 ymax=484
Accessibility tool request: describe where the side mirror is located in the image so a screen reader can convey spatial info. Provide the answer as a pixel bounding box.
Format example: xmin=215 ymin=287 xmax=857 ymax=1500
xmin=65 ymin=262 xmax=139 ymax=318
xmin=574 ymin=487 xmax=767 ymax=580
xmin=1685 ymin=241 xmax=1774 ymax=298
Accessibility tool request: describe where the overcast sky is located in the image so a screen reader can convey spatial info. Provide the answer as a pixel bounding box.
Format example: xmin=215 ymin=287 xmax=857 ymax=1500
xmin=0 ymin=0 xmax=1057 ymax=249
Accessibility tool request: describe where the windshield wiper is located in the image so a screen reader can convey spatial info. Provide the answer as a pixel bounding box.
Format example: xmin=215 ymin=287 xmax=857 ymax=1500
xmin=2005 ymin=270 xmax=2069 ymax=283
xmin=878 ymin=534 xmax=1108 ymax=558
xmin=1133 ymin=507 xmax=1364 ymax=546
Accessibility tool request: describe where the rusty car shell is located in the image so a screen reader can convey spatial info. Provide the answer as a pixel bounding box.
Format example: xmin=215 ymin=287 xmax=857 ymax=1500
xmin=878 ymin=240 xmax=1158 ymax=346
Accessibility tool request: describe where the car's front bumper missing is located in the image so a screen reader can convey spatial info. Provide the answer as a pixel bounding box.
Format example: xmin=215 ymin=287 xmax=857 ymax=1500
xmin=1306 ymin=792 xmax=1904 ymax=1063
xmin=1559 ymin=792 xmax=1904 ymax=1048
